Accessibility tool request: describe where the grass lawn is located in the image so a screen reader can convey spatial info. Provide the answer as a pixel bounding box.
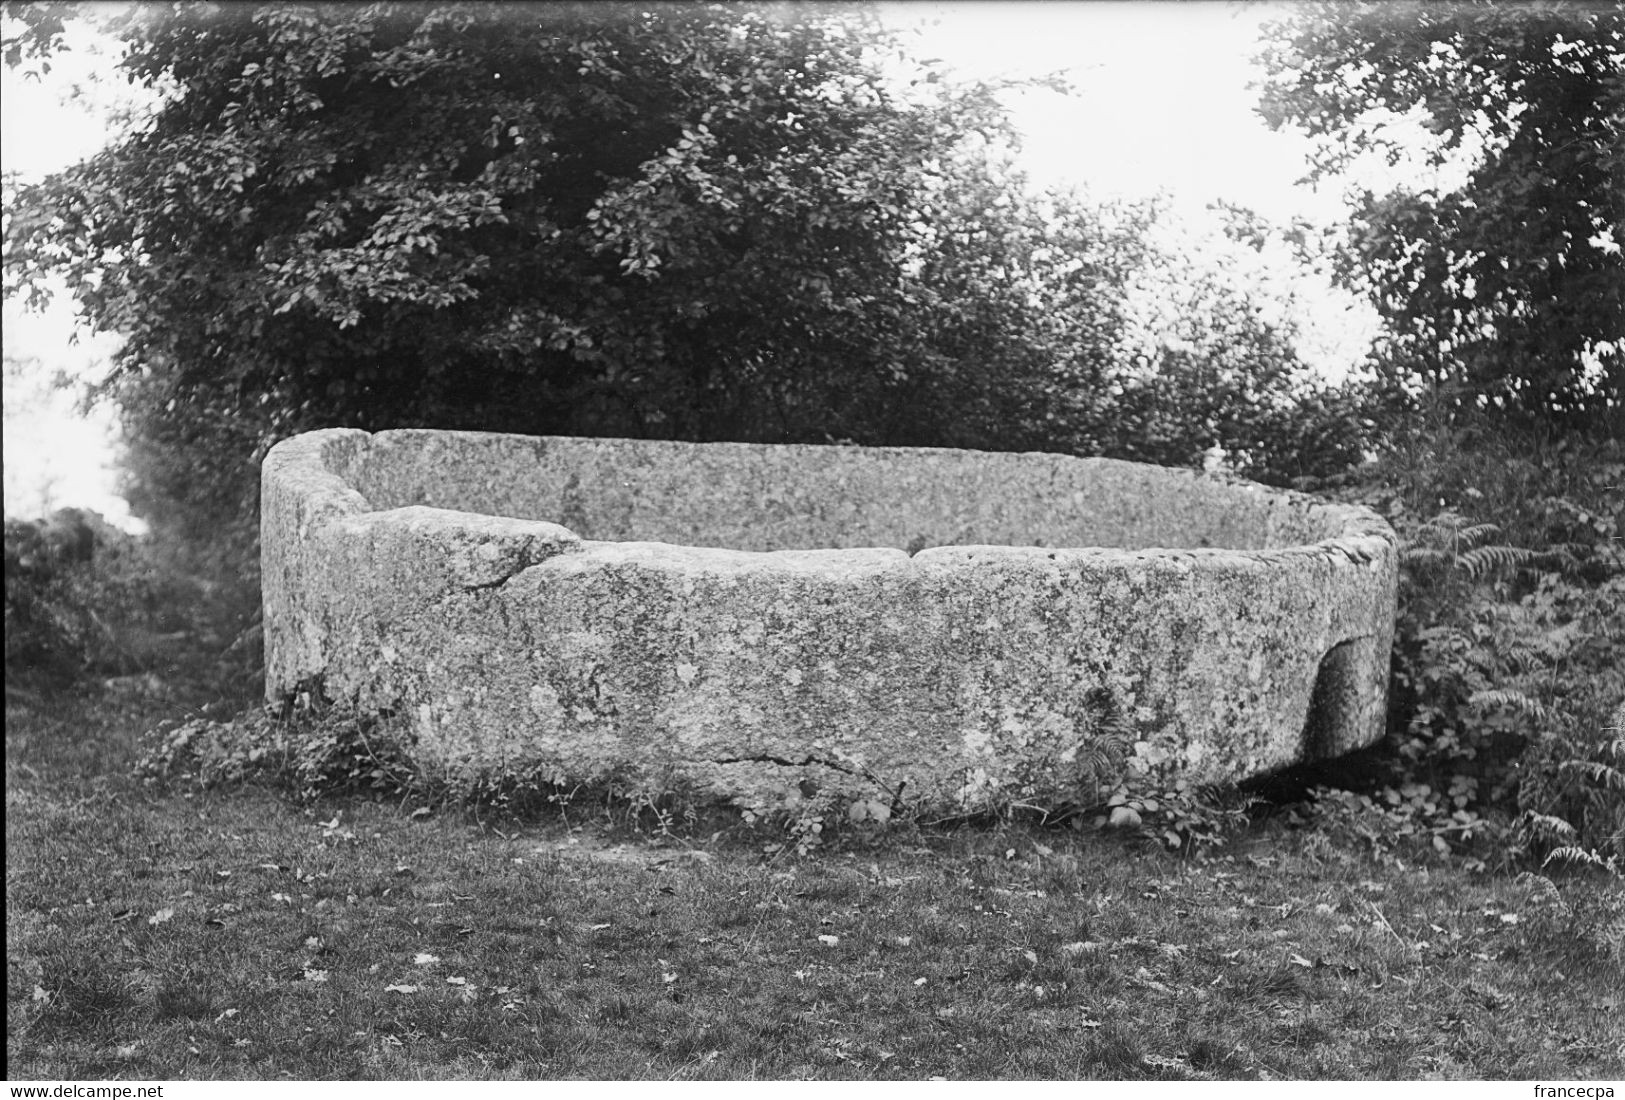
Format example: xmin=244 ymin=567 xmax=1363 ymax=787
xmin=7 ymin=677 xmax=1623 ymax=1081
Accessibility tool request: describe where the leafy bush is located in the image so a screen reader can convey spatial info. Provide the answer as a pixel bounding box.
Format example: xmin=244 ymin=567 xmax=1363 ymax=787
xmin=136 ymin=693 xmax=419 ymax=802
xmin=1089 ymin=779 xmax=1258 ymax=853
xmin=4 ymin=508 xmax=172 ymax=683
xmin=1312 ymin=412 xmax=1624 ymax=867
xmin=135 ymin=692 xmax=706 ymax=839
xmin=4 ymin=504 xmax=263 ymax=701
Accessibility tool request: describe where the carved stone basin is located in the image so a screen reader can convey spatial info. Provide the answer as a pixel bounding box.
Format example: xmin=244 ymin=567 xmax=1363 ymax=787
xmin=261 ymin=429 xmax=1397 ymax=813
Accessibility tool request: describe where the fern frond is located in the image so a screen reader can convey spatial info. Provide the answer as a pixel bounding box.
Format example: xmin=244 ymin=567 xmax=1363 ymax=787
xmin=1522 ymin=812 xmax=1578 ymax=840
xmin=1419 ymin=510 xmax=1471 ymax=533
xmin=1513 ymin=870 xmax=1565 ymax=905
xmin=1453 ymin=522 xmax=1502 ymax=546
xmin=1457 ymin=544 xmax=1538 ymax=577
xmin=1557 ymin=760 xmax=1625 ymax=792
xmin=1531 ymin=543 xmax=1587 ymax=569
xmin=1401 ymin=545 xmax=1452 ymax=567
xmin=1494 ymin=645 xmax=1547 ymax=676
xmin=1470 ymin=688 xmax=1554 ymax=721
xmin=1542 ymin=845 xmax=1621 ymax=874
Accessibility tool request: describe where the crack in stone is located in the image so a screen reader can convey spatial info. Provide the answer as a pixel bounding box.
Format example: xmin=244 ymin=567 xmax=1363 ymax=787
xmin=458 ymin=534 xmax=579 ymax=591
xmin=710 ymin=753 xmax=910 ymax=808
xmin=710 ymin=752 xmax=859 ymax=774
xmin=461 ymin=563 xmax=533 ymax=592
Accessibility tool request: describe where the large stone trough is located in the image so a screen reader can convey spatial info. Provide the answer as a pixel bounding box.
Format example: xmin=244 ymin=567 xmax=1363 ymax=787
xmin=262 ymin=429 xmax=1397 ymax=813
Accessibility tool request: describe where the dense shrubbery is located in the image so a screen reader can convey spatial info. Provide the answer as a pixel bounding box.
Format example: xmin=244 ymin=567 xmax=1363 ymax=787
xmin=3 ymin=507 xmax=262 ymax=699
xmin=137 ymin=695 xmax=417 ymax=802
xmin=5 ymin=508 xmax=164 ymax=683
xmin=1249 ymin=1 xmax=1624 ymax=871
xmin=1301 ymin=415 xmax=1624 ymax=869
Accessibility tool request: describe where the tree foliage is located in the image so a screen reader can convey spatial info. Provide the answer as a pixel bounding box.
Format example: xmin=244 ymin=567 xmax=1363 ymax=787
xmin=4 ymin=2 xmax=1368 ymax=554
xmin=5 ymin=4 xmax=1083 ymax=440
xmin=0 ymin=0 xmax=73 ymax=75
xmin=1258 ymin=0 xmax=1625 ymax=429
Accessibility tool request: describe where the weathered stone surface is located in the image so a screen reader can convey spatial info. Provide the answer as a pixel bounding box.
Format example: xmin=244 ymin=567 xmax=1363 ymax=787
xmin=262 ymin=429 xmax=1398 ymax=812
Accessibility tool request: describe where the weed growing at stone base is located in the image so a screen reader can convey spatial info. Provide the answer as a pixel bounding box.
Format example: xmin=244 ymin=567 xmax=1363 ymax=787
xmin=133 ymin=695 xmax=1267 ymax=859
xmin=137 ymin=707 xmax=418 ymax=804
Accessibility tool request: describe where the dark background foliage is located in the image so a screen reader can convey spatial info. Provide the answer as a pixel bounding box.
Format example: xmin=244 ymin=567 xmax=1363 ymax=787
xmin=1258 ymin=0 xmax=1625 ymax=429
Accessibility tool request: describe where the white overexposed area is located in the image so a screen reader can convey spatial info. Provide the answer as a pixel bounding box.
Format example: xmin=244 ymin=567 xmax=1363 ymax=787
xmin=2 ymin=1 xmax=1389 ymax=529
xmin=3 ymin=15 xmax=154 ymax=530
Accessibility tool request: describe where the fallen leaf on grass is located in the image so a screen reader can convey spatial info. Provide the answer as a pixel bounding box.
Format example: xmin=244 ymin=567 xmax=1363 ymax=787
xmin=213 ymin=1008 xmax=238 ymax=1023
xmin=818 ymin=934 xmax=839 ymax=947
xmin=413 ymin=952 xmax=440 ymax=965
xmin=385 ymin=984 xmax=418 ymax=994
xmin=302 ymin=969 xmax=329 ymax=983
xmin=445 ymin=976 xmax=468 ymax=986
xmin=148 ymin=907 xmax=174 ymax=926
xmin=1290 ymin=953 xmax=1314 ymax=969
